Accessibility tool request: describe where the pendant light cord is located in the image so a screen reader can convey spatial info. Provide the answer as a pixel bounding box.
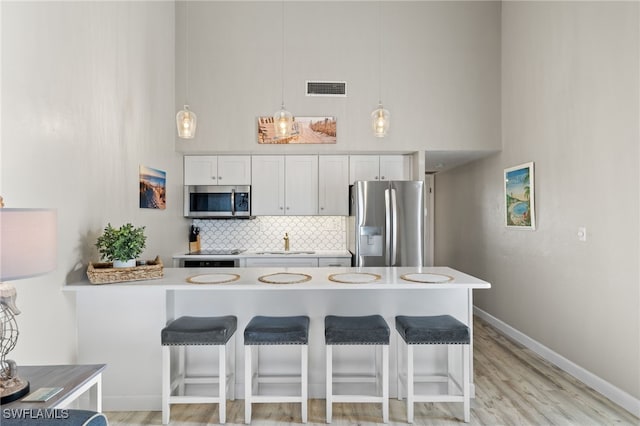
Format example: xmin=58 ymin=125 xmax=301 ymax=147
xmin=186 ymin=2 xmax=190 ymax=106
xmin=281 ymin=0 xmax=285 ymax=108
xmin=378 ymin=1 xmax=382 ymax=106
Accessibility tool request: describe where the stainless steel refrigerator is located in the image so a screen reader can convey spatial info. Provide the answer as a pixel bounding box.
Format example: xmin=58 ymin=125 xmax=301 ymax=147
xmin=348 ymin=180 xmax=424 ymax=267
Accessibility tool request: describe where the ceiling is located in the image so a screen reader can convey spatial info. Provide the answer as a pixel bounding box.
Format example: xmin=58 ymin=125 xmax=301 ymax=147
xmin=425 ymin=150 xmax=500 ymax=174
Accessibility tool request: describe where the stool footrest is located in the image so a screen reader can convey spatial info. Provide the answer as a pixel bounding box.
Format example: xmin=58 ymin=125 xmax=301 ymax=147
xmin=250 ymin=395 xmax=305 ymax=403
xmin=168 ymin=395 xmax=222 ymax=404
xmin=412 ymin=395 xmax=466 ymax=403
xmin=331 ymin=395 xmax=386 ymax=403
xmin=255 ymin=374 xmax=302 ymax=384
xmin=332 ymin=373 xmax=379 ymax=383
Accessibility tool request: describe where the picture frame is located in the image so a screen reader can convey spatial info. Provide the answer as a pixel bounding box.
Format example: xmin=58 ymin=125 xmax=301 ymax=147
xmin=257 ymin=116 xmax=336 ymax=144
xmin=139 ymin=165 xmax=166 ymax=210
xmin=504 ymin=162 xmax=535 ymax=229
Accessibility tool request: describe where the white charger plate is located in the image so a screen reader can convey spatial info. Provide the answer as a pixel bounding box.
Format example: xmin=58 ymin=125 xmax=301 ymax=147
xmin=258 ymin=272 xmax=312 ymax=284
xmin=186 ymin=273 xmax=240 ymax=284
xmin=400 ymin=273 xmax=454 ymax=283
xmin=328 ymin=272 xmax=381 ymax=284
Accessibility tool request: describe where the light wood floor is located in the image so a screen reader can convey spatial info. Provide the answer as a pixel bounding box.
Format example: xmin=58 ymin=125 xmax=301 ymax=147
xmin=105 ymin=317 xmax=639 ymax=425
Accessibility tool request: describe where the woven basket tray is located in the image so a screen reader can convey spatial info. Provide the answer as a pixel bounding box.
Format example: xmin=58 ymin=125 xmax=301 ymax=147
xmin=87 ymin=256 xmax=163 ymax=284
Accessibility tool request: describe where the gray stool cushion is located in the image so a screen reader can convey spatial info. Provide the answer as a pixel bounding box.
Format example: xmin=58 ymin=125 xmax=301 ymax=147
xmin=244 ymin=315 xmax=309 ymax=345
xmin=325 ymin=315 xmax=390 ymax=345
xmin=161 ymin=315 xmax=237 ymax=346
xmin=396 ymin=315 xmax=470 ymax=344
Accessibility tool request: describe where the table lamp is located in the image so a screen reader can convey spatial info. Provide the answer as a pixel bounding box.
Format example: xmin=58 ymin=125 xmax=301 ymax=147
xmin=0 ymin=205 xmax=57 ymax=403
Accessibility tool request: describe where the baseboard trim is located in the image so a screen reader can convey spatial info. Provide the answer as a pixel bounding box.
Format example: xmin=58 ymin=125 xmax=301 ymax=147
xmin=474 ymin=307 xmax=640 ymax=418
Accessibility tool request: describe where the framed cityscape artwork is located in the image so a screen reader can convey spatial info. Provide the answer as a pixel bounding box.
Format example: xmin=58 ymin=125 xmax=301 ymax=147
xmin=504 ymin=162 xmax=535 ymax=229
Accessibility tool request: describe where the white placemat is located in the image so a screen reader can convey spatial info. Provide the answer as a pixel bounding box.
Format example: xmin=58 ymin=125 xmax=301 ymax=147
xmin=400 ymin=273 xmax=454 ymax=283
xmin=328 ymin=272 xmax=381 ymax=284
xmin=186 ymin=273 xmax=240 ymax=284
xmin=258 ymin=272 xmax=312 ymax=284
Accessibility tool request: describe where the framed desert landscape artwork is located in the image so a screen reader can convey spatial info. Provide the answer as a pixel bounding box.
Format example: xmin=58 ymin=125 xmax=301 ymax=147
xmin=504 ymin=162 xmax=535 ymax=229
xmin=258 ymin=116 xmax=336 ymax=144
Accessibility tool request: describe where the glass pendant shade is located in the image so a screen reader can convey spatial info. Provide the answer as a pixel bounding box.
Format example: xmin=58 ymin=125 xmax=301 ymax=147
xmin=273 ymin=105 xmax=294 ymax=139
xmin=176 ymin=105 xmax=197 ymax=139
xmin=371 ymin=104 xmax=390 ymax=138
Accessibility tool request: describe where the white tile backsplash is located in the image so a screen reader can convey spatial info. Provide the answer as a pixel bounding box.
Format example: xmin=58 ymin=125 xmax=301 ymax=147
xmin=193 ymin=216 xmax=346 ymax=251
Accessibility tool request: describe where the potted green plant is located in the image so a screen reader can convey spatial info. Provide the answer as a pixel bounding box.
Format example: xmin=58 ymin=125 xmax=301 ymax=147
xmin=96 ymin=223 xmax=147 ymax=268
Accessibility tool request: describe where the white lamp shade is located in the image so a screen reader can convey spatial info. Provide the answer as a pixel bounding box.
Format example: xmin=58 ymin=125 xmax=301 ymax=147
xmin=0 ymin=209 xmax=57 ymax=281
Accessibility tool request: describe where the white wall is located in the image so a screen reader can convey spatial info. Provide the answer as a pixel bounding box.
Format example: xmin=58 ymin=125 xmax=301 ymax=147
xmin=435 ymin=1 xmax=639 ymax=402
xmin=0 ymin=2 xmax=180 ymax=364
xmin=175 ymin=1 xmax=501 ymax=154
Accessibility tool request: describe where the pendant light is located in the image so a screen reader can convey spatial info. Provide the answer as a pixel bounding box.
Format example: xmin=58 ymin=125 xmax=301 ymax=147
xmin=273 ymin=1 xmax=294 ymax=139
xmin=177 ymin=2 xmax=197 ymax=139
xmin=372 ymin=2 xmax=389 ymax=138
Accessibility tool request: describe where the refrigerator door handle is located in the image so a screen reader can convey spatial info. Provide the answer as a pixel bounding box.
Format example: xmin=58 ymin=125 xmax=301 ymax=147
xmin=390 ymin=188 xmax=398 ymax=265
xmin=385 ymin=188 xmax=392 ymax=266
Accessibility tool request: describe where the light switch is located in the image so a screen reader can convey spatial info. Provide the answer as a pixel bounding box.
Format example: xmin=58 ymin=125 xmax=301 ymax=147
xmin=577 ymin=227 xmax=587 ymax=242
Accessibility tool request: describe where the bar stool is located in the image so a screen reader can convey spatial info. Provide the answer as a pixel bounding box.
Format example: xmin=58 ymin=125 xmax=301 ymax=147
xmin=244 ymin=315 xmax=309 ymax=424
xmin=161 ymin=315 xmax=237 ymax=425
xmin=325 ymin=315 xmax=390 ymax=423
xmin=395 ymin=315 xmax=470 ymax=423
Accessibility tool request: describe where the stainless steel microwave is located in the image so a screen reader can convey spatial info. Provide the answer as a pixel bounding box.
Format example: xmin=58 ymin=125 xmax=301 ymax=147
xmin=184 ymin=185 xmax=251 ymax=218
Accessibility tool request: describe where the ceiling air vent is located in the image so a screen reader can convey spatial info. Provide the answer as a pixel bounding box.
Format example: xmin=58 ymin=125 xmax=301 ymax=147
xmin=306 ymin=81 xmax=347 ymax=97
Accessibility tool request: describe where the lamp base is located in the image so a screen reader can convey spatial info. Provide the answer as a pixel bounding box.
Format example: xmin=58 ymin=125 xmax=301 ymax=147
xmin=0 ymin=376 xmax=30 ymax=404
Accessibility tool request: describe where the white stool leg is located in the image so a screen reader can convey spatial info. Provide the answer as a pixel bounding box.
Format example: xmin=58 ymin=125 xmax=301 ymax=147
xmin=230 ymin=336 xmax=236 ymax=401
xmin=219 ymin=344 xmax=226 ymax=424
xmin=407 ymin=344 xmax=414 ymax=424
xmin=382 ymin=344 xmax=389 ymax=424
xmin=463 ymin=344 xmax=470 ymax=422
xmin=397 ymin=337 xmax=403 ymax=401
xmin=301 ymin=344 xmax=308 ymax=423
xmin=162 ymin=345 xmax=171 ymax=425
xmin=326 ymin=344 xmax=332 ymax=423
xmin=178 ymin=345 xmax=186 ymax=395
xmin=244 ymin=345 xmax=252 ymax=424
xmin=448 ymin=344 xmax=455 ymax=395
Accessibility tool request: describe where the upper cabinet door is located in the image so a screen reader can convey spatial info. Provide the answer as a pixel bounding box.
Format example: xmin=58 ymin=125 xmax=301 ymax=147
xmin=184 ymin=156 xmax=218 ymax=186
xmin=349 ymin=155 xmax=380 ymax=183
xmin=217 ymin=156 xmax=251 ymax=185
xmin=184 ymin=155 xmax=251 ymax=185
xmin=251 ymin=156 xmax=285 ymax=215
xmin=285 ymin=156 xmax=318 ymax=215
xmin=380 ymin=155 xmax=412 ymax=180
xmin=319 ymin=155 xmax=349 ymax=215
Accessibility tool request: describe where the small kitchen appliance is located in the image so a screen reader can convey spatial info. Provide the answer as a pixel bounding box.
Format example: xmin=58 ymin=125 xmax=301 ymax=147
xmin=184 ymin=185 xmax=251 ymax=218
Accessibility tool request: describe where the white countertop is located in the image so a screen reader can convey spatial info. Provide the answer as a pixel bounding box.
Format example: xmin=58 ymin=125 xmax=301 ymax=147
xmin=172 ymin=250 xmax=351 ymax=259
xmin=64 ymin=266 xmax=491 ymax=291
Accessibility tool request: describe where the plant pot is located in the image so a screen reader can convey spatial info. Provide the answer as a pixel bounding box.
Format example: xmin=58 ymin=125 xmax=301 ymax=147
xmin=113 ymin=259 xmax=136 ymax=268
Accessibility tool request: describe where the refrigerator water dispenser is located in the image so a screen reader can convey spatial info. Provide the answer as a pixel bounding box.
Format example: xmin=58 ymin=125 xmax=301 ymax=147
xmin=359 ymin=226 xmax=382 ymax=256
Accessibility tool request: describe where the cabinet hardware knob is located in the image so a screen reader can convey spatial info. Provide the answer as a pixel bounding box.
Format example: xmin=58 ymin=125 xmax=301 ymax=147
xmin=212 ymin=176 xmax=216 ymax=180
xmin=218 ymin=176 xmax=222 ymax=180
xmin=381 ymin=176 xmax=385 ymax=180
xmin=375 ymin=176 xmax=379 ymax=180
xmin=280 ymin=206 xmax=284 ymax=210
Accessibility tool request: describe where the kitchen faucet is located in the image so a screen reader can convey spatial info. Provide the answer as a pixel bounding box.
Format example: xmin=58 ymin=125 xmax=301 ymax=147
xmin=283 ymin=233 xmax=290 ymax=251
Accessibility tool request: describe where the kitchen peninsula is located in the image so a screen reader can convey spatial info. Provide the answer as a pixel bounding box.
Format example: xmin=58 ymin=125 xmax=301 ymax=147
xmin=64 ymin=266 xmax=490 ymax=411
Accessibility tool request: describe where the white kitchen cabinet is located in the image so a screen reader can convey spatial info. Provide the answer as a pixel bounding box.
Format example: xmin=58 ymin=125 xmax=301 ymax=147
xmin=318 ymin=155 xmax=349 ymax=215
xmin=349 ymin=155 xmax=412 ymax=183
xmin=251 ymin=156 xmax=286 ymax=215
xmin=251 ymin=155 xmax=318 ymax=216
xmin=184 ymin=156 xmax=251 ymax=186
xmin=318 ymin=257 xmax=351 ymax=267
xmin=245 ymin=257 xmax=319 ymax=267
xmin=286 ymin=155 xmax=318 ymax=215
